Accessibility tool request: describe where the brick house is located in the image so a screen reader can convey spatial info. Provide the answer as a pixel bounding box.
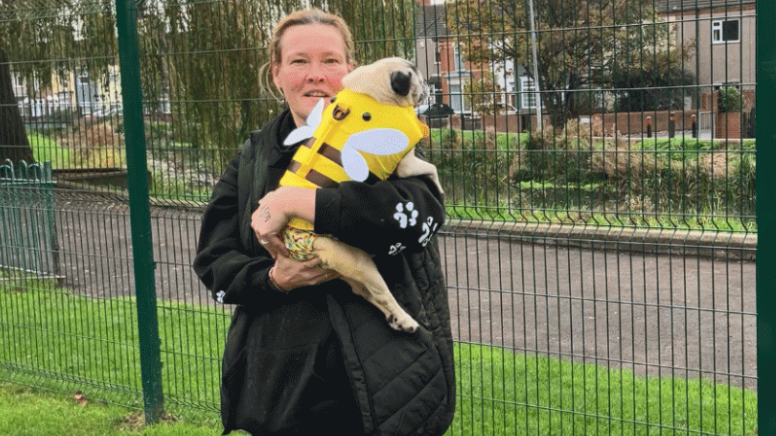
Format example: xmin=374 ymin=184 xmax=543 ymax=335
xmin=414 ymin=0 xmax=539 ymax=131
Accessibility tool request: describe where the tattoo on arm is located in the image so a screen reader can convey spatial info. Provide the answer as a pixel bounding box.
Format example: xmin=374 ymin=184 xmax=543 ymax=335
xmin=260 ymin=206 xmax=271 ymax=222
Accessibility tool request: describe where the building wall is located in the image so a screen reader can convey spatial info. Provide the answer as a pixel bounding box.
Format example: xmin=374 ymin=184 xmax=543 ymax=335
xmin=666 ymin=5 xmax=755 ymax=89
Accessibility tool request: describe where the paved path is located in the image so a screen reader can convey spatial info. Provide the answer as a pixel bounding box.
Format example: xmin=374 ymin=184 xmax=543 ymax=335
xmin=439 ymin=232 xmax=756 ymax=389
xmin=53 ymin=197 xmax=757 ymax=389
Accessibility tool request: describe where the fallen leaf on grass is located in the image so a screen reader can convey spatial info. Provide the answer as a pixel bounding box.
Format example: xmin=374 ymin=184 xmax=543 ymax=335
xmin=73 ymin=390 xmax=87 ymax=406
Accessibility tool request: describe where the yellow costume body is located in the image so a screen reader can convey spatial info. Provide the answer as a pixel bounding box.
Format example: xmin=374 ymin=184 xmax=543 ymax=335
xmin=279 ymin=88 xmax=429 ymax=233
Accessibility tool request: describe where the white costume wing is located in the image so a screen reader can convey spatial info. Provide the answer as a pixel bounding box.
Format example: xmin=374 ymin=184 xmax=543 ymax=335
xmin=340 ymin=128 xmax=409 ymax=182
xmin=283 ymin=98 xmax=326 ymax=146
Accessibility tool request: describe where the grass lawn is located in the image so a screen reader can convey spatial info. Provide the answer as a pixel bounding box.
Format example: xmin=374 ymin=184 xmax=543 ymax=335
xmin=453 ymin=344 xmax=757 ymax=435
xmin=0 ymin=283 xmax=758 ymax=435
xmin=27 ymin=132 xmax=73 ymax=168
xmin=444 ymin=204 xmax=755 ymax=233
xmin=0 ymin=382 xmax=222 ymax=436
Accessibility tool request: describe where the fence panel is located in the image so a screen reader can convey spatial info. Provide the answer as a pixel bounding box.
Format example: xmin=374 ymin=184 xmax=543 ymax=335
xmin=0 ymin=0 xmax=767 ymax=434
xmin=0 ymin=161 xmax=59 ymax=279
xmin=0 ymin=0 xmax=147 ymax=412
xmin=756 ymin=0 xmax=776 ymax=431
xmin=421 ymin=0 xmax=758 ymax=434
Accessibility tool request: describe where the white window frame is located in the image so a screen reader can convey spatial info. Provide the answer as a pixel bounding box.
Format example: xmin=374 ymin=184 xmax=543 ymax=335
xmin=712 ymin=18 xmax=740 ymax=44
xmin=453 ymin=44 xmax=465 ymax=72
xmin=520 ymin=76 xmax=539 ymax=109
xmin=449 ymin=83 xmax=467 ymax=113
xmin=431 ymin=82 xmax=443 ymax=104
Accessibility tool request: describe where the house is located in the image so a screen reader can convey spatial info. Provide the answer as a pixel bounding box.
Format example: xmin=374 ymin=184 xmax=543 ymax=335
xmin=11 ymin=71 xmax=75 ymax=123
xmin=414 ymin=2 xmax=480 ymax=118
xmin=658 ymin=0 xmax=756 ymax=114
xmin=414 ymin=0 xmax=548 ymax=132
xmin=11 ymin=66 xmax=124 ymax=125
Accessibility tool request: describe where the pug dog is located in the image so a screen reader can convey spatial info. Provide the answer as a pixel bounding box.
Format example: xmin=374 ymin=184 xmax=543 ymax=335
xmin=273 ymin=57 xmax=443 ymax=333
xmin=342 ymin=57 xmax=443 ymax=191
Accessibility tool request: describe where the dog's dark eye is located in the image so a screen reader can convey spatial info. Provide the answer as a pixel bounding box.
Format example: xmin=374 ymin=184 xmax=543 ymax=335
xmin=362 ymin=112 xmax=371 ymax=121
xmin=330 ymin=97 xmax=336 ymax=103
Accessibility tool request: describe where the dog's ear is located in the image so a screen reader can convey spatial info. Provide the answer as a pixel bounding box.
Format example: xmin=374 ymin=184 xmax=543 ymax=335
xmin=390 ymin=71 xmax=412 ymax=97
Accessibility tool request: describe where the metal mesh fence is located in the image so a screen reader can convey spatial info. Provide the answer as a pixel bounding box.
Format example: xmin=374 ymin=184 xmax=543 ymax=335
xmin=0 ymin=0 xmax=762 ymax=433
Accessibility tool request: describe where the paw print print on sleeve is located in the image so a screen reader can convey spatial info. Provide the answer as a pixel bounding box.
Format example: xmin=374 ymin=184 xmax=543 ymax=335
xmin=418 ymin=217 xmax=440 ymax=247
xmin=388 ymin=242 xmax=406 ymax=256
xmin=216 ymin=290 xmax=226 ymax=304
xmin=393 ymin=202 xmax=419 ymax=229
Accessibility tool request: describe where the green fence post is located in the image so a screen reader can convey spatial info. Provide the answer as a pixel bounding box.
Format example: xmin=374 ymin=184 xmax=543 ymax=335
xmin=758 ymin=0 xmax=776 ymax=433
xmin=115 ymin=0 xmax=164 ymax=423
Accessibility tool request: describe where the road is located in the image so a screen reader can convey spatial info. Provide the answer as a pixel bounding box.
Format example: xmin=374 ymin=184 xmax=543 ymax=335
xmin=439 ymin=232 xmax=756 ymax=389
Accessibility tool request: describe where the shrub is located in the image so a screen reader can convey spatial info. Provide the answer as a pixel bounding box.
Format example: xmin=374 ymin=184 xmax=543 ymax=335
xmin=521 ymin=120 xmax=600 ymax=183
xmin=424 ymin=129 xmax=513 ymax=205
xmin=590 ymin=144 xmax=756 ymax=218
xmin=718 ymin=86 xmax=743 ymax=113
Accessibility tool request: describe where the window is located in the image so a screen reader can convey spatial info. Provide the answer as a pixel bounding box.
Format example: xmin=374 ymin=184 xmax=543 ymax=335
xmin=712 ymin=19 xmax=740 ymax=43
xmin=520 ymin=76 xmax=539 ymax=109
xmin=430 ymin=81 xmax=443 ymax=104
xmin=453 ymin=45 xmax=465 ymax=72
xmin=449 ymin=83 xmax=466 ymax=113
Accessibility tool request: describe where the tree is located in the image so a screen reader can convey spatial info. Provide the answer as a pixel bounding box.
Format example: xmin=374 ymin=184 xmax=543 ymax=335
xmin=612 ymin=67 xmax=695 ymax=112
xmin=140 ymin=0 xmax=417 ymax=166
xmin=2 ymin=0 xmax=417 ymax=168
xmin=0 ymin=49 xmax=33 ymax=163
xmin=447 ymin=0 xmax=692 ymax=130
xmin=463 ymin=71 xmax=502 ymax=116
xmin=0 ymin=0 xmax=114 ymax=164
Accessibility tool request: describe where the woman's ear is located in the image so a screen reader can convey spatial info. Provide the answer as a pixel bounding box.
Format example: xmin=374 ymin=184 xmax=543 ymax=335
xmin=272 ymin=64 xmax=281 ymax=89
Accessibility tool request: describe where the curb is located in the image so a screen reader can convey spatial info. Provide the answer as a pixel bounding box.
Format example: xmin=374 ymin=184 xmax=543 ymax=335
xmin=442 ymin=219 xmax=756 ymax=262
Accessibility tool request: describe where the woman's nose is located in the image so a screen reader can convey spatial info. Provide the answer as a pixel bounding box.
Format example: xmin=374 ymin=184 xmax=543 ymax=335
xmin=306 ymin=62 xmax=326 ymax=83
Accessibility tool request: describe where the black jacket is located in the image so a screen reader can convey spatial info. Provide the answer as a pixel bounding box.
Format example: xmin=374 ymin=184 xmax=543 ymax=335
xmin=194 ymin=110 xmax=455 ymax=435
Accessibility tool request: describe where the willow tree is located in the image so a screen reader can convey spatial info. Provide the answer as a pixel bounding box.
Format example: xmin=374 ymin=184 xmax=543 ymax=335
xmin=447 ymin=0 xmax=692 ymax=129
xmin=1 ymin=0 xmax=114 ymax=163
xmin=0 ymin=49 xmax=32 ymax=163
xmin=2 ymin=0 xmax=417 ymax=167
xmin=139 ymin=0 xmax=417 ymax=168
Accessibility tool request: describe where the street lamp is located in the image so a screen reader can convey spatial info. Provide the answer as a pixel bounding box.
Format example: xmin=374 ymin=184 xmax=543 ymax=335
xmin=528 ymin=0 xmax=542 ymax=129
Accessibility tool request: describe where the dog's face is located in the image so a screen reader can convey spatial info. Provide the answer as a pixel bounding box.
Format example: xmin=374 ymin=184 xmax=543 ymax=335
xmin=341 ymin=57 xmax=429 ymax=108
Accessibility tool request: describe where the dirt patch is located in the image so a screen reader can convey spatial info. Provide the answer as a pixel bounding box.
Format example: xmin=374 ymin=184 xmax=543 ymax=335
xmin=117 ymin=411 xmax=179 ymax=431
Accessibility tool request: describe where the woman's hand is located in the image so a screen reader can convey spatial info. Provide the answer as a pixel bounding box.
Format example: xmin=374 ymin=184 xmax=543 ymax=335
xmin=252 ymin=189 xmax=290 ymax=258
xmin=252 ymin=187 xmax=317 ymax=258
xmin=270 ymin=254 xmax=341 ymax=291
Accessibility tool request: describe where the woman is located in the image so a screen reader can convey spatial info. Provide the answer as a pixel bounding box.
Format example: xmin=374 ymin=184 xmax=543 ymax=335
xmin=194 ymin=9 xmax=455 ymax=436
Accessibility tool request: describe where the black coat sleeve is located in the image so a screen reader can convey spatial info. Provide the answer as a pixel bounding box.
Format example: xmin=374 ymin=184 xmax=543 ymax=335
xmin=313 ymin=149 xmax=445 ymax=258
xmin=193 ymin=153 xmax=281 ymax=307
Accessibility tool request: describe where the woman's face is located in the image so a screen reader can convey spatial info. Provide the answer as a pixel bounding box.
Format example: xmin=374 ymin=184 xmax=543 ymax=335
xmin=273 ymin=23 xmax=353 ymax=127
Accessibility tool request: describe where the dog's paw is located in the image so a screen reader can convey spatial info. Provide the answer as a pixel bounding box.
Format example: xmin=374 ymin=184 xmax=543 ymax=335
xmin=387 ymin=313 xmax=420 ymax=333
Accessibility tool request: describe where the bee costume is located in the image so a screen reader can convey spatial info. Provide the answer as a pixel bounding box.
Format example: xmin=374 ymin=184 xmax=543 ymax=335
xmin=279 ymin=89 xmax=430 ymax=259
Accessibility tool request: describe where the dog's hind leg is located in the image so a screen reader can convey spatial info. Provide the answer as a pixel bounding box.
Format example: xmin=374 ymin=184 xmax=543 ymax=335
xmin=313 ymin=236 xmax=420 ymax=333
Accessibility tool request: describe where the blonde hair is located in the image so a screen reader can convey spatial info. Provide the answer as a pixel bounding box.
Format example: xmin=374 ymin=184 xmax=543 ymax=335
xmin=260 ymin=9 xmax=356 ymax=100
